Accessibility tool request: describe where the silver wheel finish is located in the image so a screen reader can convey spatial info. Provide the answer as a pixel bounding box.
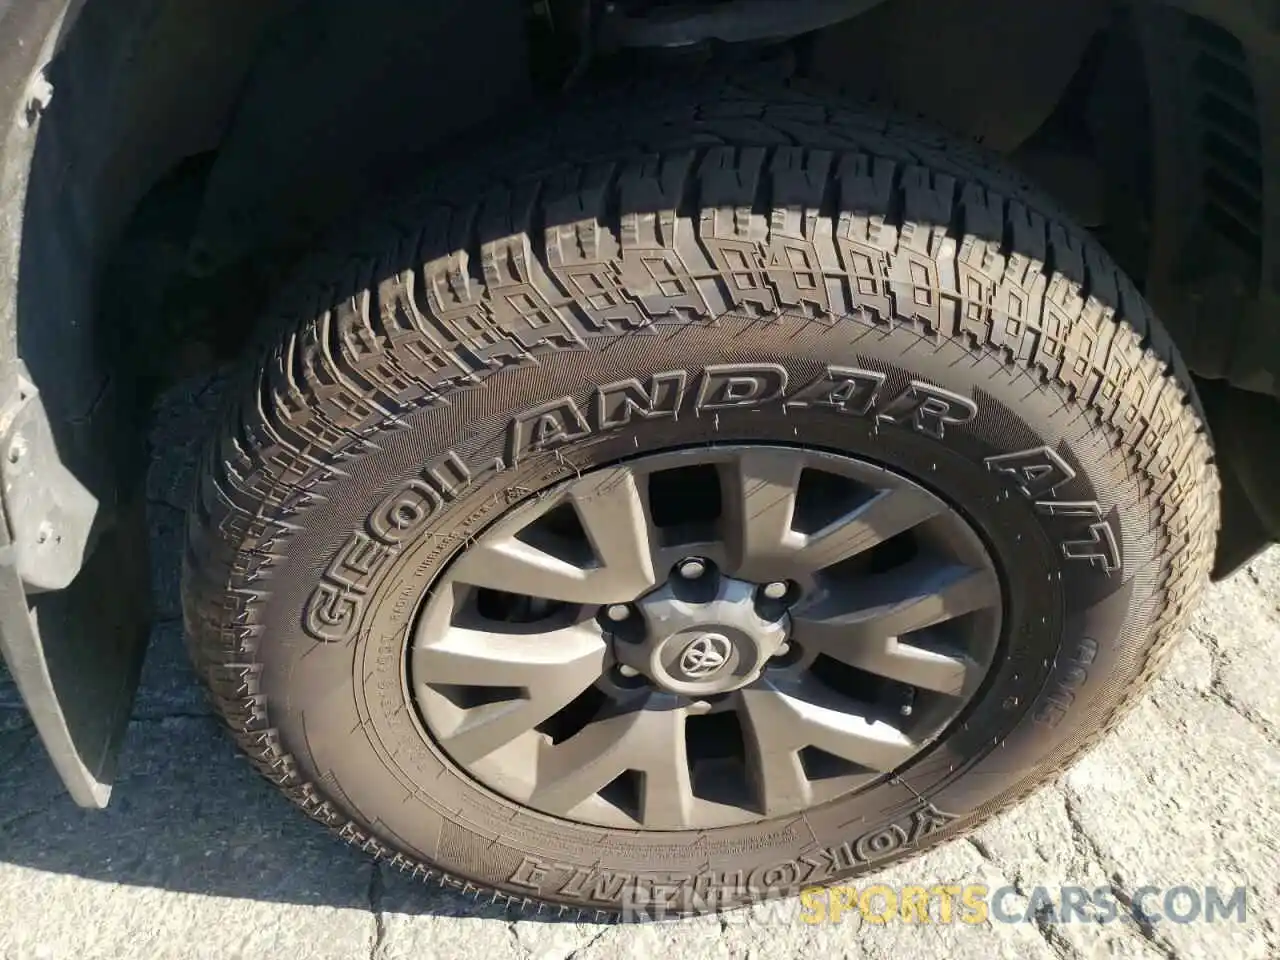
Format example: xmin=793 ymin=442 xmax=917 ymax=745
xmin=409 ymin=446 xmax=1002 ymax=830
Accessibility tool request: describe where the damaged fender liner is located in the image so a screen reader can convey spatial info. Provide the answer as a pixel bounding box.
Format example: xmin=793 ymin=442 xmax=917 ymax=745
xmin=0 ymin=371 xmax=147 ymax=807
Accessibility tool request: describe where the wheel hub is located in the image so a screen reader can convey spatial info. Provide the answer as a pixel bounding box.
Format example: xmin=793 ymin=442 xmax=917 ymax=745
xmin=614 ymin=571 xmax=790 ymax=696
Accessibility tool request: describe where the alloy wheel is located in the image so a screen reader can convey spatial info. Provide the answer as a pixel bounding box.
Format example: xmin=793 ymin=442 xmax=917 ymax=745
xmin=409 ymin=446 xmax=1003 ymax=830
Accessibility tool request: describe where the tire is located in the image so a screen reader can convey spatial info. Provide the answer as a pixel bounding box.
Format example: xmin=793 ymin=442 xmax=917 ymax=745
xmin=183 ymin=79 xmax=1219 ymax=918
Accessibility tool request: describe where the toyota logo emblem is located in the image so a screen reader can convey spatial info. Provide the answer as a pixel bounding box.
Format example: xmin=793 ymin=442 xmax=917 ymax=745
xmin=678 ymin=633 xmax=733 ymax=678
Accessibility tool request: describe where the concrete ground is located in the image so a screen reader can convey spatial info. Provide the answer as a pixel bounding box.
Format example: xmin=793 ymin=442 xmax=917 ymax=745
xmin=1 ymin=372 xmax=1278 ymax=960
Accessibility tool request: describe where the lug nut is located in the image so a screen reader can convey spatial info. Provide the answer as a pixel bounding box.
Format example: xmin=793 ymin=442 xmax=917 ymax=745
xmin=617 ymin=664 xmax=640 ymax=678
xmin=763 ymin=581 xmax=789 ymax=600
xmin=677 ymin=558 xmax=706 ymax=580
xmin=772 ymin=642 xmax=792 ymax=659
xmin=606 ymin=604 xmax=631 ymax=622
xmin=688 ymin=700 xmax=712 ymax=714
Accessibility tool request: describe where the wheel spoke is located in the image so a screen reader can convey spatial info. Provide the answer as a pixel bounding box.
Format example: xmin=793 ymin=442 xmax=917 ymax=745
xmin=634 ymin=708 xmax=696 ymax=829
xmin=794 ymin=485 xmax=945 ymax=573
xmin=569 ymin=465 xmax=659 ymax=596
xmin=790 ymin=560 xmax=996 ymax=693
xmin=720 ymin=449 xmax=804 ymax=581
xmin=530 ymin=693 xmax=695 ymax=828
xmin=448 ymin=467 xmax=659 ymax=604
xmin=794 ymin=559 xmax=998 ymax=643
xmin=721 ymin=452 xmax=944 ymax=579
xmin=412 ymin=616 xmax=607 ymax=763
xmin=739 ymin=678 xmax=918 ymax=788
xmin=826 ymin=636 xmax=974 ymax=694
xmin=736 ymin=688 xmax=814 ymax=814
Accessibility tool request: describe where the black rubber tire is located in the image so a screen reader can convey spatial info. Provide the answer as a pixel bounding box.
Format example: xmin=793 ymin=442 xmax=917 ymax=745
xmin=183 ymin=78 xmax=1219 ymax=918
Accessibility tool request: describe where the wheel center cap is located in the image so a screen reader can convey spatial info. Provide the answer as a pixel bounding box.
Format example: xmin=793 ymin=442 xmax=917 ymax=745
xmin=677 ymin=633 xmax=733 ymax=678
xmin=613 ymin=577 xmax=789 ymax=696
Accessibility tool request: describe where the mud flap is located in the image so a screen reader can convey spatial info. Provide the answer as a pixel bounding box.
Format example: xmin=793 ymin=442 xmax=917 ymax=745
xmin=0 ymin=494 xmax=150 ymax=807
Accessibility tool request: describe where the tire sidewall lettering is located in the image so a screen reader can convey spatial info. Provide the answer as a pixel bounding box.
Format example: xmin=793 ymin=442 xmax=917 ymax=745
xmin=303 ymin=360 xmax=1121 ymax=644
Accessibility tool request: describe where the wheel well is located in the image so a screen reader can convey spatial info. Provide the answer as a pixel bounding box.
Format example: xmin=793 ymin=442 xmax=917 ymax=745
xmin=1130 ymin=5 xmax=1275 ymax=394
xmin=16 ymin=0 xmax=290 ymax=443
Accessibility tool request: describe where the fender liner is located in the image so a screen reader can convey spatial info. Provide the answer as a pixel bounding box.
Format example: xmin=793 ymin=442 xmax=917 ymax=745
xmin=187 ymin=0 xmax=531 ymax=276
